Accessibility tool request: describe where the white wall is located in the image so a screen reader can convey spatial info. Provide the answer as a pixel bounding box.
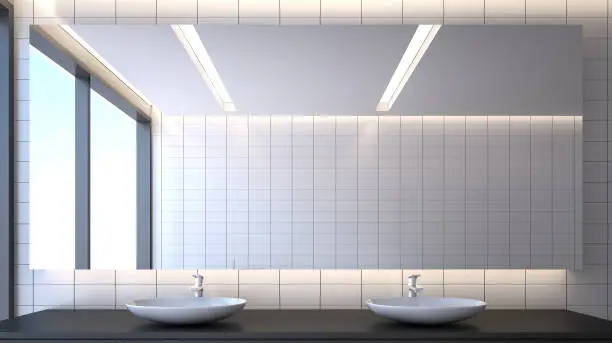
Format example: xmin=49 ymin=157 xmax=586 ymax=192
xmin=12 ymin=0 xmax=612 ymax=320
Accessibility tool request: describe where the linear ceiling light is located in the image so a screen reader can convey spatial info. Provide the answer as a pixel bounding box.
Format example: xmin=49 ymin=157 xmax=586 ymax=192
xmin=171 ymin=25 xmax=236 ymax=112
xmin=376 ymin=24 xmax=441 ymax=112
xmin=55 ymin=25 xmax=155 ymax=116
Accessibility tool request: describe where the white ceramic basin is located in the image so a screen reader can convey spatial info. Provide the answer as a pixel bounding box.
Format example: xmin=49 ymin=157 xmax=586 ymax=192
xmin=367 ymin=296 xmax=486 ymax=325
xmin=126 ymin=297 xmax=246 ymax=325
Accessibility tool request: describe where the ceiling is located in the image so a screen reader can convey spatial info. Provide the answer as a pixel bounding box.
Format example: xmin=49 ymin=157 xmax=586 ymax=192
xmin=70 ymin=25 xmax=582 ymax=116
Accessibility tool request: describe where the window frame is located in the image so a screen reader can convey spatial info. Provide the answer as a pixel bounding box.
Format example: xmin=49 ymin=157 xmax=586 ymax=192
xmin=30 ymin=27 xmax=152 ymax=270
xmin=0 ymin=0 xmax=14 ymax=321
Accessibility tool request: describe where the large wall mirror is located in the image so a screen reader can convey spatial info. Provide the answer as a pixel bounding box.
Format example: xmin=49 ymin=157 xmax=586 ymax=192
xmin=29 ymin=24 xmax=583 ymax=270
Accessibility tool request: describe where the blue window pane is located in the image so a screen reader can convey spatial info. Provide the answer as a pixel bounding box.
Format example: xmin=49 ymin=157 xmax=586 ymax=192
xmin=90 ymin=89 xmax=137 ymax=269
xmin=29 ymin=45 xmax=76 ymax=269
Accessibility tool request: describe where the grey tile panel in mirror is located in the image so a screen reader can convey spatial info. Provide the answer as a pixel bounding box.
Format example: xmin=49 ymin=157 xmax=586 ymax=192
xmin=155 ymin=115 xmax=582 ymax=269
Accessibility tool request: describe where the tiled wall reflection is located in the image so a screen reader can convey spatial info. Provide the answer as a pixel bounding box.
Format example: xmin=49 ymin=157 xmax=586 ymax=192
xmin=11 ymin=0 xmax=612 ymax=320
xmin=154 ymin=115 xmax=581 ymax=270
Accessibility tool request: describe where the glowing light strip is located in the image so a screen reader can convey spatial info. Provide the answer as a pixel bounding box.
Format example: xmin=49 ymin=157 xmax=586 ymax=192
xmin=377 ymin=24 xmax=441 ymax=112
xmin=59 ymin=25 xmax=154 ymax=111
xmin=171 ymin=25 xmax=236 ymax=112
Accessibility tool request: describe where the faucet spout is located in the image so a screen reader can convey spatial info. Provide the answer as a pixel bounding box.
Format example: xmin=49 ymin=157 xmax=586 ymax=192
xmin=406 ymin=274 xmax=423 ymax=298
xmin=190 ymin=273 xmax=204 ymax=298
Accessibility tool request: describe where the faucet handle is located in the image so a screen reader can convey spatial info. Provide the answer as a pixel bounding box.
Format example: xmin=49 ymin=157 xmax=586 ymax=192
xmin=407 ymin=273 xmax=421 ymax=280
xmin=192 ymin=274 xmax=203 ymax=279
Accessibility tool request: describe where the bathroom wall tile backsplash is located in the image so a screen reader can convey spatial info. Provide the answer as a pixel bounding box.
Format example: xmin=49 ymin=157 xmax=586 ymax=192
xmin=11 ymin=0 xmax=612 ymax=320
xmin=154 ymin=115 xmax=581 ymax=270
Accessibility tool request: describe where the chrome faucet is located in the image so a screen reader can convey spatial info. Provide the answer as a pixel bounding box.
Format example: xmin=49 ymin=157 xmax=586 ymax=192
xmin=190 ymin=273 xmax=204 ymax=298
xmin=406 ymin=274 xmax=424 ymax=298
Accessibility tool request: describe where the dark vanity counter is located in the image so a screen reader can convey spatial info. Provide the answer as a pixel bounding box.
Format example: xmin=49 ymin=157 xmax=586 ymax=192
xmin=1 ymin=309 xmax=612 ymax=342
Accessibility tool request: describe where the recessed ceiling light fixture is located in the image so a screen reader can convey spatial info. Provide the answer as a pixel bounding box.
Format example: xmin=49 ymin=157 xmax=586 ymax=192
xmin=171 ymin=25 xmax=236 ymax=112
xmin=376 ymin=24 xmax=441 ymax=112
xmin=52 ymin=25 xmax=154 ymax=115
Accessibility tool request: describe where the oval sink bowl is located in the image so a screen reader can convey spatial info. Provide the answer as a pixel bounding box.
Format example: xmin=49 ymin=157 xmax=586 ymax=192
xmin=367 ymin=296 xmax=486 ymax=325
xmin=126 ymin=297 xmax=246 ymax=325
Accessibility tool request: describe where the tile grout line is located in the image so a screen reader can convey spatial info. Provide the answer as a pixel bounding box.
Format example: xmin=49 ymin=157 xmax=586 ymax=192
xmin=606 ymin=1 xmax=610 ymax=317
xmin=204 ymin=116 xmax=207 ymax=268
xmin=182 ymin=118 xmax=185 ymax=269
xmin=377 ymin=116 xmax=380 ymax=268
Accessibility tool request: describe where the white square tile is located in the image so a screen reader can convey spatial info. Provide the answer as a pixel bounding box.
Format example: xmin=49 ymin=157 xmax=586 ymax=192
xmin=362 ymin=284 xmax=402 ymax=307
xmin=75 ymin=270 xmax=115 ymax=284
xmin=280 ymin=270 xmax=320 ymax=284
xmin=15 ymin=0 xmax=34 ymax=17
xmin=116 ymin=0 xmax=156 ymax=17
xmin=443 ymin=0 xmax=484 ymax=17
xmin=567 ymin=266 xmax=607 ymax=284
xmin=240 ymin=0 xmax=279 ymax=17
xmin=15 ymin=243 xmax=29 ymax=265
xmin=321 ymin=17 xmax=362 ymax=24
xmin=16 ymin=265 xmax=33 ymax=285
xmin=157 ymin=270 xmax=197 ymax=284
xmin=75 ymin=305 xmax=116 ymax=310
xmin=526 ymin=0 xmax=566 ymax=17
xmin=525 ymin=270 xmax=566 ymax=284
xmin=238 ymin=17 xmax=279 ymax=24
xmin=116 ymin=270 xmax=157 ymax=284
xmin=33 ymin=285 xmax=74 ymax=306
xmin=239 ymin=270 xmax=280 ymax=284
xmin=321 ymin=284 xmax=361 ymax=309
xmin=485 ymin=0 xmax=525 ymax=17
xmin=239 ymin=285 xmax=280 ymax=308
xmin=157 ymin=285 xmax=193 ymax=298
xmin=75 ymin=285 xmax=115 ymax=306
xmin=202 ymin=270 xmax=238 ymax=284
xmin=321 ymin=0 xmax=361 ymax=18
xmin=16 ymin=306 xmax=34 ymax=316
xmin=204 ymin=284 xmax=239 ymax=298
xmin=321 ymin=270 xmax=361 ymax=284
xmin=485 ymin=285 xmax=525 ymax=308
xmin=75 ymin=15 xmax=116 ymax=24
xmin=403 ymin=0 xmax=443 ymax=17
xmin=33 ymin=270 xmax=74 ymax=284
xmin=34 ymin=0 xmax=74 ymax=17
xmin=363 ymin=16 xmax=403 ymax=24
xmin=199 ymin=0 xmax=238 ymax=18
xmin=444 ymin=270 xmax=484 ymax=284
xmin=444 ymin=285 xmax=485 ymax=301
xmin=157 ymin=0 xmax=197 ymax=18
xmin=116 ymin=285 xmax=156 ymax=308
xmin=280 ymin=285 xmax=320 ymax=308
xmin=362 ymin=0 xmax=402 ymax=17
xmin=16 ymin=285 xmax=33 ymax=306
xmin=525 ymin=17 xmax=566 ymax=24
xmin=362 ymin=270 xmax=402 ymax=284
xmin=280 ymin=0 xmax=320 ymax=17
xmin=485 ymin=270 xmax=525 ymax=284
xmin=567 ymin=0 xmax=607 ymax=17
xmin=526 ymin=285 xmax=566 ymax=309
xmin=75 ymin=0 xmax=115 ymax=17
xmin=567 ymin=285 xmax=606 ymax=306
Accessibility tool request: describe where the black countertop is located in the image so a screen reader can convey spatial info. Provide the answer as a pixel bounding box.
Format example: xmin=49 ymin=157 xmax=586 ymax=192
xmin=1 ymin=309 xmax=612 ymax=341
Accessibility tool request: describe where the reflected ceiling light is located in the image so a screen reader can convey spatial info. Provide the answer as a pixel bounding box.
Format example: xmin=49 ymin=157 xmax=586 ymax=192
xmin=171 ymin=25 xmax=236 ymax=112
xmin=376 ymin=24 xmax=441 ymax=112
xmin=58 ymin=25 xmax=154 ymax=112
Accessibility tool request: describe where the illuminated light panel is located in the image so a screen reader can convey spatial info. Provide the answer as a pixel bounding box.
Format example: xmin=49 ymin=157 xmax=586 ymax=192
xmin=171 ymin=25 xmax=236 ymax=112
xmin=376 ymin=24 xmax=441 ymax=112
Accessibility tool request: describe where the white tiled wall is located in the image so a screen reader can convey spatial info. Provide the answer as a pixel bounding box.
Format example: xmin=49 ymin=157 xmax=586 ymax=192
xmin=10 ymin=0 xmax=612 ymax=320
xmin=154 ymin=115 xmax=581 ymax=270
